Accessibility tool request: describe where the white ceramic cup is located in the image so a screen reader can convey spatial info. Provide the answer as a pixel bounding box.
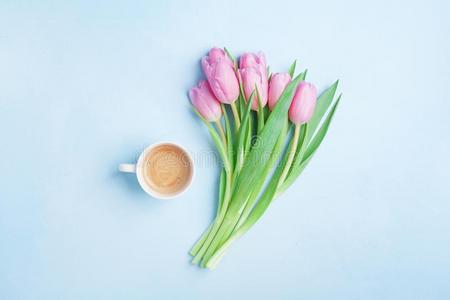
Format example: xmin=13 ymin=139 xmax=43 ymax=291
xmin=119 ymin=142 xmax=194 ymax=199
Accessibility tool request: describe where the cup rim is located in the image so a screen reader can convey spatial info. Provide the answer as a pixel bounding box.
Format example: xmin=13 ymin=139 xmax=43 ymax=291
xmin=135 ymin=141 xmax=194 ymax=200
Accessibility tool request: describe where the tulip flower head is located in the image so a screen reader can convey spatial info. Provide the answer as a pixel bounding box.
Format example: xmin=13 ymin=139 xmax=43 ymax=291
xmin=268 ymin=72 xmax=291 ymax=111
xmin=289 ymin=82 xmax=317 ymax=124
xmin=189 ymin=80 xmax=222 ymax=122
xmin=201 ymin=48 xmax=240 ymax=104
xmin=239 ymin=52 xmax=268 ymax=110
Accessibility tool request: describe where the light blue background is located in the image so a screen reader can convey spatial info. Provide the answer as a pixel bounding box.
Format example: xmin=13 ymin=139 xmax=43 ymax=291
xmin=1 ymin=0 xmax=449 ymax=299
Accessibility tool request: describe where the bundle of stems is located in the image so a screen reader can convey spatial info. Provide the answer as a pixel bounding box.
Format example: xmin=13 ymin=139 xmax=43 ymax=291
xmin=191 ymin=57 xmax=341 ymax=269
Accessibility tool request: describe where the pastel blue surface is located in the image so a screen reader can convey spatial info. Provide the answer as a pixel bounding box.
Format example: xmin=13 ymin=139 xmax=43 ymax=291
xmin=1 ymin=0 xmax=449 ymax=299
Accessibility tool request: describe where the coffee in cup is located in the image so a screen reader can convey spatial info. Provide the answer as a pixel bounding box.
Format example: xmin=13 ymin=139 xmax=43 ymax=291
xmin=119 ymin=142 xmax=194 ymax=199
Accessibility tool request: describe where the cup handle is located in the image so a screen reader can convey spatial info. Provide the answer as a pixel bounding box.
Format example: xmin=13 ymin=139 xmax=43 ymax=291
xmin=119 ymin=163 xmax=136 ymax=173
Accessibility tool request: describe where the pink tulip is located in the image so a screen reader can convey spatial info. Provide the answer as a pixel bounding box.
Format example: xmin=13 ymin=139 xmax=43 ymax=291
xmin=208 ymin=48 xmax=234 ymax=68
xmin=268 ymin=72 xmax=291 ymax=111
xmin=189 ymin=80 xmax=222 ymax=122
xmin=289 ymin=82 xmax=317 ymax=124
xmin=201 ymin=48 xmax=239 ymax=104
xmin=239 ymin=52 xmax=268 ymax=110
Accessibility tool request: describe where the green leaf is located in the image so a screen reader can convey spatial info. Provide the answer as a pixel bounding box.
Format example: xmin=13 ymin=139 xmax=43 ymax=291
xmin=224 ymin=47 xmax=237 ymax=70
xmin=192 ymin=107 xmax=231 ymax=173
xmin=231 ymin=74 xmax=302 ymax=200
xmin=233 ymin=91 xmax=254 ymax=181
xmin=275 ymin=76 xmax=334 ymax=191
xmin=301 ymin=69 xmax=308 ymax=80
xmin=305 ymin=80 xmax=338 ymax=144
xmin=279 ymin=94 xmax=341 ymax=193
xmin=235 ymin=120 xmax=289 ymax=229
xmin=205 ymin=134 xmax=289 ymax=268
xmin=288 ymin=60 xmax=297 ymax=77
xmin=305 ymin=94 xmax=341 ymax=158
xmin=239 ymin=151 xmax=285 ymax=230
xmin=207 ymin=124 xmax=231 ymax=173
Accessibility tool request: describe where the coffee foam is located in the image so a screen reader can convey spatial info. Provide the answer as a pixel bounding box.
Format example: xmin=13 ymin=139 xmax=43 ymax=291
xmin=142 ymin=144 xmax=192 ymax=197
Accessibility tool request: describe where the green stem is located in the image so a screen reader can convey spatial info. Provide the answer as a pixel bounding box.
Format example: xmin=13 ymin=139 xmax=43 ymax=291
xmin=190 ymin=168 xmax=226 ymax=256
xmin=191 ymin=170 xmax=232 ymax=265
xmin=277 ymin=123 xmax=300 ymax=188
xmin=190 ymin=223 xmax=213 ymax=256
xmin=205 ymin=136 xmax=290 ymax=268
xmin=206 ymin=230 xmax=244 ymax=269
xmin=230 ymin=102 xmax=241 ymax=130
xmin=190 ymin=110 xmax=233 ymax=264
xmin=215 ymin=120 xmax=227 ymax=148
xmin=200 ymin=211 xmax=237 ymax=266
xmin=255 ymin=87 xmax=264 ymax=133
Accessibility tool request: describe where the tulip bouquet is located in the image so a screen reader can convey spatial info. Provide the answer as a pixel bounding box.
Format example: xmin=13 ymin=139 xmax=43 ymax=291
xmin=189 ymin=47 xmax=341 ymax=269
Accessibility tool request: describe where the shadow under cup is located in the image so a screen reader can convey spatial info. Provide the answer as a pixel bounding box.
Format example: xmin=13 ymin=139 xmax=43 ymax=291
xmin=140 ymin=144 xmax=193 ymax=198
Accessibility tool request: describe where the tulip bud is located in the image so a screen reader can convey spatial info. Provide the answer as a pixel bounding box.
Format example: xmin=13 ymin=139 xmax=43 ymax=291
xmin=239 ymin=52 xmax=268 ymax=110
xmin=201 ymin=48 xmax=239 ymax=104
xmin=268 ymin=72 xmax=291 ymax=111
xmin=189 ymin=80 xmax=222 ymax=122
xmin=288 ymin=82 xmax=317 ymax=124
xmin=208 ymin=48 xmax=234 ymax=68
